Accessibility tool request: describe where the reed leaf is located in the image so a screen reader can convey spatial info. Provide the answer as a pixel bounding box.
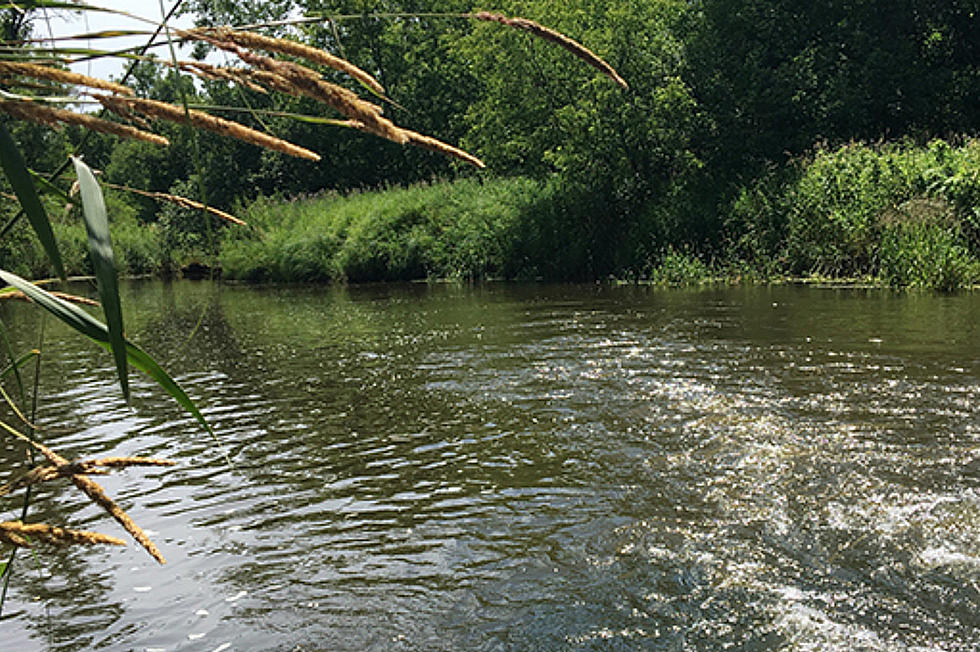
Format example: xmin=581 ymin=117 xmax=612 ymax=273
xmin=27 ymin=169 xmax=69 ymax=201
xmin=0 ymin=122 xmax=65 ymax=280
xmin=0 ymin=270 xmax=212 ymax=436
xmin=0 ymin=350 xmax=36 ymax=381
xmin=71 ymin=156 xmax=128 ymax=400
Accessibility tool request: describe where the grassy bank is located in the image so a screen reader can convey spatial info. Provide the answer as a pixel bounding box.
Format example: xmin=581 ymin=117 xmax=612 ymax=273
xmin=220 ymin=177 xmax=552 ymax=282
xmin=7 ymin=140 xmax=979 ymax=290
xmin=726 ymin=139 xmax=980 ymax=290
xmin=221 ymin=139 xmax=980 ymax=289
xmin=0 ymin=191 xmax=165 ymax=279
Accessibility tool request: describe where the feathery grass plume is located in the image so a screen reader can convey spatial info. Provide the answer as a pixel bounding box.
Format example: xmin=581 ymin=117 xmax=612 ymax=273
xmin=93 ymin=94 xmax=153 ymax=129
xmin=0 ymin=61 xmax=134 ymax=95
xmin=8 ymin=435 xmax=168 ymax=563
xmin=105 ymin=183 xmax=247 ymax=226
xmin=176 ymin=61 xmax=268 ymax=94
xmin=0 ymin=466 xmax=60 ymax=499
xmin=68 ymin=471 xmax=167 ymax=563
xmin=0 ymin=521 xmax=126 ymax=548
xmin=185 ymin=31 xmax=404 ymax=145
xmin=210 ymin=42 xmax=407 ymax=145
xmin=193 ymin=27 xmax=386 ymax=96
xmin=396 ymin=126 xmax=485 ymax=169
xmin=0 ymin=290 xmax=100 ymax=307
xmin=84 ymin=456 xmax=177 ymax=469
xmin=0 ymin=100 xmax=169 ymax=146
xmin=0 ymin=457 xmax=173 ymax=499
xmin=99 ymin=95 xmax=321 ymax=161
xmin=469 ymin=11 xmax=628 ymax=90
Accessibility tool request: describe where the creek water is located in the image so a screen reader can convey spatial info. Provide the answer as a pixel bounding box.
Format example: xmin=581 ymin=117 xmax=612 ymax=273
xmin=1 ymin=281 xmax=980 ymax=650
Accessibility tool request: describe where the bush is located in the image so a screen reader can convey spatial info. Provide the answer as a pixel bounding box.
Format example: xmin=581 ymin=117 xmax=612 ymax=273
xmin=725 ymin=139 xmax=980 ymax=288
xmin=645 ymin=247 xmax=712 ymax=286
xmin=878 ymin=201 xmax=979 ymax=290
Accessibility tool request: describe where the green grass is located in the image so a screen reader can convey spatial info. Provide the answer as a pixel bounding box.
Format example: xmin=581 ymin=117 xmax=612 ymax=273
xmin=725 ymin=139 xmax=980 ymax=290
xmin=0 ymin=191 xmax=164 ymax=279
xmin=220 ymin=177 xmax=547 ymax=282
xmin=8 ymin=140 xmax=979 ymax=290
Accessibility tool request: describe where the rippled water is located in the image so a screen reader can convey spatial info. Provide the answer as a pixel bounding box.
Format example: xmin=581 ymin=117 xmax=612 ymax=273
xmin=2 ymin=281 xmax=980 ymax=650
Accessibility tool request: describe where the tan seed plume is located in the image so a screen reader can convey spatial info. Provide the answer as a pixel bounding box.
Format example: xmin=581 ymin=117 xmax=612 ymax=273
xmin=396 ymin=126 xmax=485 ymax=169
xmin=469 ymin=12 xmax=629 ymax=90
xmin=85 ymin=457 xmax=177 ymax=469
xmin=0 ymin=521 xmax=126 ymax=548
xmin=69 ymin=471 xmax=167 ymax=563
xmin=193 ymin=27 xmax=386 ymax=97
xmin=12 ymin=436 xmax=168 ymax=564
xmin=106 ymin=183 xmax=247 ymax=226
xmin=0 ymin=457 xmax=174 ymax=499
xmin=219 ymin=45 xmax=406 ymax=145
xmin=176 ymin=61 xmax=268 ymax=94
xmin=0 ymin=61 xmax=134 ymax=95
xmin=100 ymin=95 xmax=320 ymax=161
xmin=0 ymin=290 xmax=100 ymax=307
xmin=0 ymin=100 xmax=169 ymax=146
xmin=94 ymin=94 xmax=152 ymax=129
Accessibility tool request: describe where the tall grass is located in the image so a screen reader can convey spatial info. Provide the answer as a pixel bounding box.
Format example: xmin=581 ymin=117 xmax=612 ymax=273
xmin=0 ymin=192 xmax=164 ymax=278
xmin=726 ymin=139 xmax=980 ymax=289
xmin=220 ymin=177 xmax=544 ymax=282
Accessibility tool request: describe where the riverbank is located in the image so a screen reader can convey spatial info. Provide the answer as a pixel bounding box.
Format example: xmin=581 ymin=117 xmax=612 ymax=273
xmin=6 ymin=139 xmax=980 ymax=290
xmin=220 ymin=138 xmax=980 ymax=290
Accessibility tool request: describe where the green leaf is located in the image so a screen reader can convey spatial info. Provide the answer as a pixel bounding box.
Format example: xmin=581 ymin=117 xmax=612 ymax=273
xmin=0 ymin=269 xmax=212 ymax=436
xmin=0 ymin=122 xmax=65 ymax=280
xmin=27 ymin=170 xmax=70 ymax=202
xmin=67 ymin=29 xmax=153 ymax=39
xmin=0 ymin=350 xmax=38 ymax=381
xmin=71 ymin=156 xmax=129 ymax=400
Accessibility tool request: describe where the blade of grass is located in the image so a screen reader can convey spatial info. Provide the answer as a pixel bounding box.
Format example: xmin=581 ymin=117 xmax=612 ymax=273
xmin=0 ymin=122 xmax=65 ymax=280
xmin=0 ymin=269 xmax=212 ymax=436
xmin=71 ymin=156 xmax=128 ymax=400
xmin=28 ymin=169 xmax=70 ymax=202
xmin=0 ymin=350 xmax=38 ymax=381
xmin=0 ymin=320 xmax=28 ymax=411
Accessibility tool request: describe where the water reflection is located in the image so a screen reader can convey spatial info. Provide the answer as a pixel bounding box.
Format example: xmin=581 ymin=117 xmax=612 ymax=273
xmin=1 ymin=282 xmax=979 ymax=650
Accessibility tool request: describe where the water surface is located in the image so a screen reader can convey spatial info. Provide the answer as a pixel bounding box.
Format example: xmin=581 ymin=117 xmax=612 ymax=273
xmin=1 ymin=282 xmax=979 ymax=650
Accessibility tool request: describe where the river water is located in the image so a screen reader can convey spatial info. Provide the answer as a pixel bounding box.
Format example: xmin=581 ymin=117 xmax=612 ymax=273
xmin=1 ymin=281 xmax=979 ymax=650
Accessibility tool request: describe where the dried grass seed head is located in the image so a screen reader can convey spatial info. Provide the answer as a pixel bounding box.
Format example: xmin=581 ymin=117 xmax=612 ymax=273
xmin=0 ymin=61 xmax=134 ymax=95
xmin=103 ymin=96 xmax=320 ymax=161
xmin=200 ymin=27 xmax=386 ymax=96
xmin=0 ymin=521 xmax=126 ymax=548
xmin=470 ymin=12 xmax=628 ymax=90
xmin=0 ymin=100 xmax=169 ymax=146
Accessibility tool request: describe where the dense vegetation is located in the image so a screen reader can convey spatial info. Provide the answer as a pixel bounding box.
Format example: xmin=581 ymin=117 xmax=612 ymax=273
xmin=6 ymin=0 xmax=980 ymax=288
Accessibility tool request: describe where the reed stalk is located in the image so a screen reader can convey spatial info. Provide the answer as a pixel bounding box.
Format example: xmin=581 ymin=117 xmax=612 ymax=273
xmin=469 ymin=12 xmax=629 ymax=90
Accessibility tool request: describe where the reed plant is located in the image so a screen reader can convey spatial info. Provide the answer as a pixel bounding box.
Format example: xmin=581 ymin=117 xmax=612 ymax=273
xmin=726 ymin=139 xmax=980 ymax=288
xmin=0 ymin=1 xmax=627 ymax=615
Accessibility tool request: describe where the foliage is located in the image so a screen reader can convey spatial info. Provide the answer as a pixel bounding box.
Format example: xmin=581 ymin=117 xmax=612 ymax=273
xmin=454 ymin=0 xmax=703 ymax=274
xmin=220 ymin=177 xmax=542 ymax=281
xmin=78 ymin=0 xmax=980 ymax=284
xmin=687 ymin=0 xmax=980 ymax=177
xmin=879 ymin=218 xmax=979 ymax=291
xmin=726 ymin=139 xmax=980 ymax=288
xmin=645 ymin=247 xmax=712 ymax=286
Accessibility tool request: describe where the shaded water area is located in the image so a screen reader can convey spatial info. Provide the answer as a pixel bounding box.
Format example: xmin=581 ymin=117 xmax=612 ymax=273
xmin=2 ymin=281 xmax=980 ymax=650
